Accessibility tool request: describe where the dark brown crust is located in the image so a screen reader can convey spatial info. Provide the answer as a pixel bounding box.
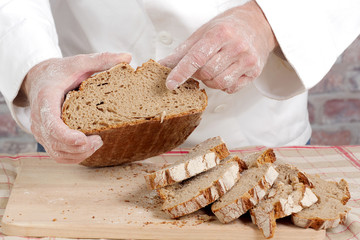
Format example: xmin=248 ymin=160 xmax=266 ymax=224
xmin=211 ymin=143 xmax=230 ymax=160
xmin=258 ymin=148 xmax=276 ymax=165
xmin=80 ymin=111 xmax=203 ymax=167
xmin=339 ymin=179 xmax=351 ymax=204
xmin=237 ymin=158 xmax=248 ymax=172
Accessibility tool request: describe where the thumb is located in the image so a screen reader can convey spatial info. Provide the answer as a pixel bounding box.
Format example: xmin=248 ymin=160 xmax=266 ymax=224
xmin=64 ymin=53 xmax=132 ymax=93
xmin=85 ymin=52 xmax=132 ymax=72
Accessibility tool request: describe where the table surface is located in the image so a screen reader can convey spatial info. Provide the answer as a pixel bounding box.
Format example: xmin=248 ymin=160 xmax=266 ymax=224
xmin=0 ymin=145 xmax=359 ymax=240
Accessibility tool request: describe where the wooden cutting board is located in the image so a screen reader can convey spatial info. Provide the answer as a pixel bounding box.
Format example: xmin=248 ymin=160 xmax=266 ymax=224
xmin=1 ymin=154 xmax=325 ymax=239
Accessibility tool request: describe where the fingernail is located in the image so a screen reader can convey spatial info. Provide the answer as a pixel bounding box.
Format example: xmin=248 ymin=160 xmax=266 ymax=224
xmin=92 ymin=139 xmax=103 ymax=152
xmin=166 ymin=80 xmax=179 ymax=90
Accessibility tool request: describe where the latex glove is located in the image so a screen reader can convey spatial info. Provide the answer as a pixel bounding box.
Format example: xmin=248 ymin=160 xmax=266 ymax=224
xmin=22 ymin=53 xmax=131 ymax=164
xmin=160 ymin=0 xmax=278 ymax=93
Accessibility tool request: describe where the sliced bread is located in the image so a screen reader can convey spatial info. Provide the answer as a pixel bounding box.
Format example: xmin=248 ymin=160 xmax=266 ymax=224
xmin=291 ymin=174 xmax=351 ymax=230
xmin=243 ymin=148 xmax=276 ymax=168
xmin=61 ymin=59 xmax=208 ymax=167
xmin=211 ymin=163 xmax=279 ymax=223
xmin=144 ymin=136 xmax=229 ymax=190
xmin=250 ymin=164 xmax=318 ymax=238
xmin=158 ymin=155 xmax=244 ymax=218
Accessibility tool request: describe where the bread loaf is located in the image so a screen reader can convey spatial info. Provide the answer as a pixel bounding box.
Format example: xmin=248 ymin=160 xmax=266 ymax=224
xmin=158 ymin=155 xmax=244 ymax=218
xmin=61 ymin=60 xmax=207 ymax=167
xmin=291 ymin=174 xmax=350 ymax=230
xmin=144 ymin=136 xmax=229 ymax=190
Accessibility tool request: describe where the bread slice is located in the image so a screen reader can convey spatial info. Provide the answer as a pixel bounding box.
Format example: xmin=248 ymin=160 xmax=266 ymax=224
xmin=243 ymin=148 xmax=276 ymax=168
xmin=158 ymin=155 xmax=244 ymax=218
xmin=144 ymin=136 xmax=229 ymax=190
xmin=250 ymin=164 xmax=318 ymax=239
xmin=211 ymin=163 xmax=278 ymax=223
xmin=291 ymin=174 xmax=350 ymax=230
xmin=61 ymin=59 xmax=208 ymax=167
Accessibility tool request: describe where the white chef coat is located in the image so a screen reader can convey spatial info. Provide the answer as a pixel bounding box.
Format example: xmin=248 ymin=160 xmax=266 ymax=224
xmin=0 ymin=0 xmax=359 ymax=149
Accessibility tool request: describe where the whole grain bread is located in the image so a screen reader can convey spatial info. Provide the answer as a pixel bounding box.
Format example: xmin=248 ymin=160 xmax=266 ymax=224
xmin=250 ymin=164 xmax=318 ymax=239
xmin=144 ymin=136 xmax=229 ymax=190
xmin=211 ymin=163 xmax=278 ymax=223
xmin=291 ymin=174 xmax=351 ymax=230
xmin=61 ymin=60 xmax=208 ymax=167
xmin=242 ymin=148 xmax=276 ymax=168
xmin=158 ymin=155 xmax=244 ymax=218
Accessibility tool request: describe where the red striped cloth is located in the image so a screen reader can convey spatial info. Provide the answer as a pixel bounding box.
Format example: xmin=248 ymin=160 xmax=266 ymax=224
xmin=0 ymin=146 xmax=359 ymax=240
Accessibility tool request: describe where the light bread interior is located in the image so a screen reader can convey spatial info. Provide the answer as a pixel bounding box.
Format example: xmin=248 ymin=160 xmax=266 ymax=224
xmin=62 ymin=60 xmax=207 ymax=132
xmin=161 ymin=158 xmax=239 ymax=209
xmin=213 ymin=163 xmax=272 ymax=208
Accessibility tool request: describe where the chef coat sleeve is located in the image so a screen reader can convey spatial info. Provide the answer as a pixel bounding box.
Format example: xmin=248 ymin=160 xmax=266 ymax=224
xmin=253 ymin=0 xmax=360 ymax=100
xmin=0 ymin=0 xmax=62 ymax=133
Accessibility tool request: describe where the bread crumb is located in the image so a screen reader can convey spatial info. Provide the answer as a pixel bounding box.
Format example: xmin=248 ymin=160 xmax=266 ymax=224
xmin=160 ymin=111 xmax=166 ymax=123
xmin=52 ymin=218 xmax=57 ymax=222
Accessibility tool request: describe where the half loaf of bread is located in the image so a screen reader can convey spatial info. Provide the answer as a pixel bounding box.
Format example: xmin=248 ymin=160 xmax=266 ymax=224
xmin=144 ymin=136 xmax=229 ymax=190
xmin=158 ymin=155 xmax=245 ymax=218
xmin=291 ymin=174 xmax=350 ymax=230
xmin=61 ymin=60 xmax=208 ymax=167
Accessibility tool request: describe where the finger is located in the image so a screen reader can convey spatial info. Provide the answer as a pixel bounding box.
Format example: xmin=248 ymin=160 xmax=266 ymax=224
xmin=50 ymin=149 xmax=97 ymax=164
xmin=225 ymin=75 xmax=252 ymax=94
xmin=165 ymin=39 xmax=222 ymax=90
xmin=40 ymin=91 xmax=88 ymax=146
xmin=209 ymin=62 xmax=252 ymax=92
xmin=193 ymin=42 xmax=247 ymax=81
xmin=52 ymin=134 xmax=103 ymax=152
xmin=50 ymin=140 xmax=90 ymax=153
xmin=159 ymin=26 xmax=208 ymax=68
xmin=65 ymin=53 xmax=132 ymax=91
xmin=54 ymin=158 xmax=86 ymax=164
xmin=193 ymin=51 xmax=233 ymax=81
xmin=204 ymin=52 xmax=258 ymax=90
xmin=44 ymin=137 xmax=102 ymax=164
xmin=82 ymin=52 xmax=132 ymax=72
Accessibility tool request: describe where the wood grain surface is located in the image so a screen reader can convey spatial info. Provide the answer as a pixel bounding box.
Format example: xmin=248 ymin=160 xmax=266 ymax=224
xmin=1 ymin=154 xmax=325 ymax=239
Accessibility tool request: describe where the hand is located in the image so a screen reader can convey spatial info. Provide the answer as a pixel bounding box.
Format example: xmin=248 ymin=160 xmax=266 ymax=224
xmin=160 ymin=0 xmax=278 ymax=93
xmin=22 ymin=53 xmax=131 ymax=164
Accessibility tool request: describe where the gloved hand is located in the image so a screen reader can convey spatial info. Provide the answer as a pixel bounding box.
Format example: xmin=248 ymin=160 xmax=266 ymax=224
xmin=22 ymin=53 xmax=131 ymax=164
xmin=160 ymin=0 xmax=278 ymax=93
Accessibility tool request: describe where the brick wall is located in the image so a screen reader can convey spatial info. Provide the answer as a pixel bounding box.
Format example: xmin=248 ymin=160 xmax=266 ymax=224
xmin=308 ymin=35 xmax=360 ymax=145
xmin=0 ymin=36 xmax=359 ymax=153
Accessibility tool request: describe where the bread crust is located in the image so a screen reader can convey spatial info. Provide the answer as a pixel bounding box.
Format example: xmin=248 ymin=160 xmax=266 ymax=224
xmin=291 ymin=211 xmax=349 ymax=230
xmin=160 ymin=157 xmax=241 ymax=218
xmin=144 ymin=139 xmax=230 ymax=190
xmin=244 ymin=148 xmax=276 ymax=168
xmin=291 ymin=177 xmax=351 ymax=230
xmin=212 ymin=164 xmax=279 ymax=223
xmin=249 ymin=165 xmax=318 ymax=239
xmin=61 ymin=60 xmax=208 ymax=167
